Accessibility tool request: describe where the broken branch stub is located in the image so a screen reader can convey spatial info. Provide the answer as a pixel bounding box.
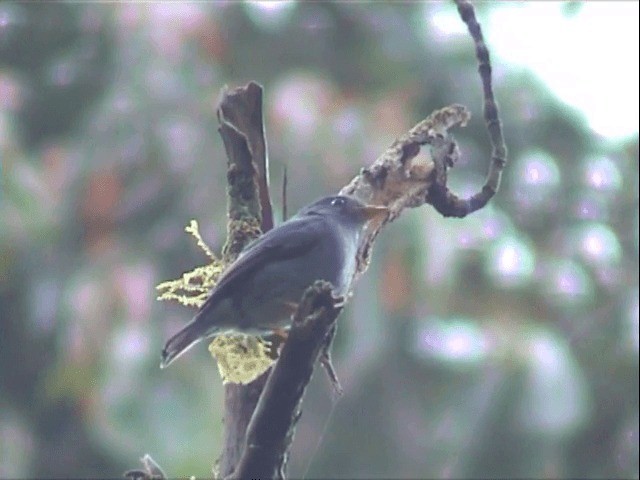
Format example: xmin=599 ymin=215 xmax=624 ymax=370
xmin=340 ymin=104 xmax=472 ymax=277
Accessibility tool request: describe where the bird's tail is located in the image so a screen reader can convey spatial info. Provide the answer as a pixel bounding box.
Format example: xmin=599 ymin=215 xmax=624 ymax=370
xmin=161 ymin=315 xmax=215 ymax=369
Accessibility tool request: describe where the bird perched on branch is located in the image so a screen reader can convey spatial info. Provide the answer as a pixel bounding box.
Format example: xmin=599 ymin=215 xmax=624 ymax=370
xmin=161 ymin=195 xmax=388 ymax=368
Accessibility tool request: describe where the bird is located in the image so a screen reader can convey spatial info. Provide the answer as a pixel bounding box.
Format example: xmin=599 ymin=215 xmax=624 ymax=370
xmin=160 ymin=195 xmax=388 ymax=368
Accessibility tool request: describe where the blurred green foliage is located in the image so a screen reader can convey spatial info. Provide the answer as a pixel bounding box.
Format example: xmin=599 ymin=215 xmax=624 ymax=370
xmin=0 ymin=2 xmax=637 ymax=479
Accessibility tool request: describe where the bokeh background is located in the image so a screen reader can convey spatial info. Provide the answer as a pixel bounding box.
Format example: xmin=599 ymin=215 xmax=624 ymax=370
xmin=0 ymin=2 xmax=638 ymax=479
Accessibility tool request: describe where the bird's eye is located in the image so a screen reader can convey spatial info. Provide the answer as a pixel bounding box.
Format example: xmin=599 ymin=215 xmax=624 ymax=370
xmin=331 ymin=197 xmax=346 ymax=207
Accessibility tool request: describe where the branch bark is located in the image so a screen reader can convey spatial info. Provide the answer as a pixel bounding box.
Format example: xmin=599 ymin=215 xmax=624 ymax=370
xmin=230 ymin=281 xmax=343 ymax=480
xmin=216 ymin=82 xmax=273 ymax=478
xmin=218 ymin=81 xmax=274 ymax=233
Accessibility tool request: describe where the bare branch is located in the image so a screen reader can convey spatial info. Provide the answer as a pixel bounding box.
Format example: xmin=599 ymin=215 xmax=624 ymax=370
xmin=319 ymin=324 xmax=343 ymax=396
xmin=230 ymin=281 xmax=342 ymax=480
xmin=216 ymin=84 xmax=271 ymax=478
xmin=427 ymin=0 xmax=508 ymax=218
xmin=218 ymin=81 xmax=274 ymax=233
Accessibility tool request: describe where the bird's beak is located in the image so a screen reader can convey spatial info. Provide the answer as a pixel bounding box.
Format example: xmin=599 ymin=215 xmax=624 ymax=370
xmin=360 ymin=204 xmax=389 ymax=220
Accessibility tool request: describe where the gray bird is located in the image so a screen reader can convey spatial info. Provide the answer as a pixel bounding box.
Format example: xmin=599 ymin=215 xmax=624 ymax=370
xmin=160 ymin=195 xmax=388 ymax=368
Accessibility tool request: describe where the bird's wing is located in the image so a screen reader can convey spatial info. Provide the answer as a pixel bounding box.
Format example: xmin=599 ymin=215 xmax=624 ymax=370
xmin=197 ymin=216 xmax=323 ymax=317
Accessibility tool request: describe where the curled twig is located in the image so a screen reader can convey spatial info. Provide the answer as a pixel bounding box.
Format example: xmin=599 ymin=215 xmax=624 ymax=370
xmin=427 ymin=0 xmax=508 ymax=218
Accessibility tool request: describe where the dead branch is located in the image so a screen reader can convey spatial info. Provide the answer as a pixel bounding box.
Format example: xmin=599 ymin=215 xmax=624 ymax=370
xmin=427 ymin=0 xmax=508 ymax=218
xmin=216 ymin=82 xmax=274 ymax=478
xmin=129 ymin=1 xmax=508 ymax=479
xmin=230 ymin=281 xmax=343 ymax=480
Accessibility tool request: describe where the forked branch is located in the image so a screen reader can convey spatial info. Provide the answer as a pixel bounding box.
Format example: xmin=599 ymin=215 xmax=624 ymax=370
xmin=129 ymin=1 xmax=508 ymax=479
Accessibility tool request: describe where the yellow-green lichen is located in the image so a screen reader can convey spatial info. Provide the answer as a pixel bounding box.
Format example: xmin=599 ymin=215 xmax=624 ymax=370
xmin=156 ymin=219 xmax=275 ymax=383
xmin=156 ymin=220 xmax=226 ymax=308
xmin=208 ymin=335 xmax=276 ymax=384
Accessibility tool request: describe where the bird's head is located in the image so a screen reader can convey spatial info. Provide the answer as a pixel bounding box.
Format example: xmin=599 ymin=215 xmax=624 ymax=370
xmin=298 ymin=195 xmax=388 ymax=227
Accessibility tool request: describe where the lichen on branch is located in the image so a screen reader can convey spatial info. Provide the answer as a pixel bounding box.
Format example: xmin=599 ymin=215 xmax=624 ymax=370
xmin=155 ymin=220 xmax=226 ymax=308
